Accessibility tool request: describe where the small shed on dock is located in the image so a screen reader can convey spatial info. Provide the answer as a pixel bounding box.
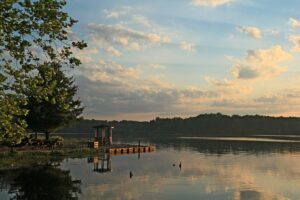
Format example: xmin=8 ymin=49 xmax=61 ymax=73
xmin=93 ymin=124 xmax=114 ymax=146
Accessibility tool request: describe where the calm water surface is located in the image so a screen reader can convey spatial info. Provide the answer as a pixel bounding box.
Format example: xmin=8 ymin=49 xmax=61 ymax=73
xmin=2 ymin=137 xmax=300 ymax=199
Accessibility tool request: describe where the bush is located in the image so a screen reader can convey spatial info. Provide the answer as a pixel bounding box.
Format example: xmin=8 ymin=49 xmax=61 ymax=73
xmin=50 ymin=136 xmax=64 ymax=146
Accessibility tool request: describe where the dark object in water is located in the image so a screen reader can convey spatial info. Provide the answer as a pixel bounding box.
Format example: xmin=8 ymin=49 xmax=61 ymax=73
xmin=179 ymin=161 xmax=182 ymax=170
xmin=172 ymin=163 xmax=176 ymax=167
xmin=130 ymin=171 xmax=133 ymax=178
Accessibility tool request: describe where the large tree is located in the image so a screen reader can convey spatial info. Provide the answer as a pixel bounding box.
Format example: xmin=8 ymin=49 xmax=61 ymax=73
xmin=0 ymin=0 xmax=86 ymax=145
xmin=25 ymin=63 xmax=83 ymax=140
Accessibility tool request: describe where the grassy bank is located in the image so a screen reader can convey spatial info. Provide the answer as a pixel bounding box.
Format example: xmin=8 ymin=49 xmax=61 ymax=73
xmin=0 ymin=138 xmax=96 ymax=170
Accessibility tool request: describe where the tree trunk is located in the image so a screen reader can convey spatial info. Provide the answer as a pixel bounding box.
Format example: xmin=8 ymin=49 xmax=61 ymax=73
xmin=45 ymin=131 xmax=50 ymax=141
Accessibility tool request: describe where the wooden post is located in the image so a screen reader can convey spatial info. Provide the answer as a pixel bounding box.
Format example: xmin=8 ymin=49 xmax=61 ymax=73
xmin=101 ymin=128 xmax=106 ymax=146
xmin=93 ymin=154 xmax=98 ymax=170
xmin=94 ymin=128 xmax=98 ymax=141
xmin=107 ymin=154 xmax=111 ymax=171
xmin=93 ymin=141 xmax=99 ymax=149
xmin=109 ymin=127 xmax=113 ymax=145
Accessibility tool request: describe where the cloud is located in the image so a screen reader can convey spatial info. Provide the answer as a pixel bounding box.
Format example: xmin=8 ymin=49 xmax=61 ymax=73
xmin=254 ymin=95 xmax=280 ymax=104
xmin=103 ymin=7 xmax=132 ymax=19
xmin=80 ymin=60 xmax=141 ymax=82
xmin=105 ymin=46 xmax=122 ymax=56
xmin=135 ymin=63 xmax=166 ymax=70
xmin=131 ymin=15 xmax=152 ymax=27
xmin=191 ymin=0 xmax=236 ymax=7
xmin=148 ymin=33 xmax=161 ymax=43
xmin=237 ymin=26 xmax=262 ymax=39
xmin=204 ymin=76 xmax=236 ymax=87
xmin=87 ymin=23 xmax=168 ymax=54
xmin=230 ymin=46 xmax=292 ymax=80
xmin=251 ymin=87 xmax=300 ymax=116
xmin=76 ymin=59 xmax=218 ymax=119
xmin=72 ymin=47 xmax=99 ymax=63
xmin=180 ymin=41 xmax=196 ymax=52
xmin=289 ymin=17 xmax=300 ymax=28
xmin=264 ymin=29 xmax=280 ymax=36
xmin=288 ymin=35 xmax=300 ymax=52
xmin=145 ymin=64 xmax=166 ymax=69
xmin=77 ymin=76 xmax=214 ymax=118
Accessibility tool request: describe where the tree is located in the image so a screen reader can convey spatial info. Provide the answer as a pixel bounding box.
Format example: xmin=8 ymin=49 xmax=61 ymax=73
xmin=0 ymin=65 xmax=28 ymax=146
xmin=25 ymin=63 xmax=83 ymax=141
xmin=0 ymin=90 xmax=28 ymax=146
xmin=0 ymin=0 xmax=86 ymax=144
xmin=9 ymin=166 xmax=81 ymax=200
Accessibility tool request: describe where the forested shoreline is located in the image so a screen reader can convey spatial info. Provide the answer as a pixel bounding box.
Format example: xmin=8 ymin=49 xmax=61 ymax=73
xmin=58 ymin=113 xmax=300 ymax=137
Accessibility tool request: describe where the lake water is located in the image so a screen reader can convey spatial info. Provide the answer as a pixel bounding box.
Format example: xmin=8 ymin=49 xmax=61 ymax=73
xmin=2 ymin=137 xmax=300 ymax=199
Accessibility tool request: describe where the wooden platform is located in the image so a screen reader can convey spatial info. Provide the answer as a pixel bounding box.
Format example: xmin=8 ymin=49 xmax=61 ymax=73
xmin=95 ymin=144 xmax=156 ymax=155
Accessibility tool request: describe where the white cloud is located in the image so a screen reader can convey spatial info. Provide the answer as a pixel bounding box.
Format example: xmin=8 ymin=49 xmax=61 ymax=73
xmin=105 ymin=46 xmax=122 ymax=56
xmin=237 ymin=26 xmax=262 ymax=39
xmin=264 ymin=29 xmax=280 ymax=36
xmin=77 ymin=59 xmax=218 ymax=118
xmin=88 ymin=23 xmax=168 ymax=54
xmin=288 ymin=35 xmax=300 ymax=52
xmin=251 ymin=87 xmax=300 ymax=116
xmin=103 ymin=7 xmax=131 ymax=19
xmin=180 ymin=41 xmax=196 ymax=52
xmin=289 ymin=17 xmax=300 ymax=28
xmin=72 ymin=47 xmax=99 ymax=63
xmin=80 ymin=60 xmax=141 ymax=83
xmin=116 ymin=37 xmax=129 ymax=46
xmin=204 ymin=76 xmax=236 ymax=87
xmin=230 ymin=46 xmax=292 ymax=80
xmin=146 ymin=64 xmax=166 ymax=69
xmin=148 ymin=33 xmax=161 ymax=43
xmin=131 ymin=15 xmax=152 ymax=27
xmin=191 ymin=0 xmax=236 ymax=7
xmin=162 ymin=36 xmax=171 ymax=43
xmin=128 ymin=42 xmax=140 ymax=50
xmin=66 ymin=28 xmax=79 ymax=41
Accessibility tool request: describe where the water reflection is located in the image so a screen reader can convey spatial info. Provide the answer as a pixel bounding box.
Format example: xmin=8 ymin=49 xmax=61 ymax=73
xmin=148 ymin=137 xmax=300 ymax=155
xmin=2 ymin=138 xmax=300 ymax=199
xmin=88 ymin=153 xmax=112 ymax=173
xmin=67 ymin=138 xmax=300 ymax=199
xmin=0 ymin=165 xmax=81 ymax=200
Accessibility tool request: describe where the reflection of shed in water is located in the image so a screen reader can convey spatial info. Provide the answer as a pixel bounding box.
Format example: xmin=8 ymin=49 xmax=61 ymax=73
xmin=88 ymin=153 xmax=112 ymax=173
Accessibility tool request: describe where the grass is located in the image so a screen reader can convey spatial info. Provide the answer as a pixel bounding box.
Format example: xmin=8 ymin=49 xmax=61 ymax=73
xmin=0 ymin=137 xmax=96 ymax=170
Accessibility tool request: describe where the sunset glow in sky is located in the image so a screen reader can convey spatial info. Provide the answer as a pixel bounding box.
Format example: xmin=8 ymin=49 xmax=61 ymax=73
xmin=66 ymin=0 xmax=300 ymax=120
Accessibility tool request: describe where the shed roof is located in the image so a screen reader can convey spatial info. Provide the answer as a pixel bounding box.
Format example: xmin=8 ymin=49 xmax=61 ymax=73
xmin=93 ymin=124 xmax=114 ymax=129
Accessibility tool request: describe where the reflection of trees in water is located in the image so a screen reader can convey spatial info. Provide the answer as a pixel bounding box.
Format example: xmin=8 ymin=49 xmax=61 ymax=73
xmin=148 ymin=138 xmax=300 ymax=155
xmin=1 ymin=166 xmax=81 ymax=200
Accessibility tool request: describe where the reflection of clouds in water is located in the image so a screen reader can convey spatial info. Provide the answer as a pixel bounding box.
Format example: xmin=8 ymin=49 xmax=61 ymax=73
xmin=233 ymin=189 xmax=290 ymax=200
xmin=61 ymin=149 xmax=300 ymax=199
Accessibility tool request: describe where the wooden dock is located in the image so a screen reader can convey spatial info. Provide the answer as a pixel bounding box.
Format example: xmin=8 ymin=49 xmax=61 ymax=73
xmin=90 ymin=124 xmax=155 ymax=155
xmin=107 ymin=145 xmax=155 ymax=154
xmin=94 ymin=144 xmax=156 ymax=155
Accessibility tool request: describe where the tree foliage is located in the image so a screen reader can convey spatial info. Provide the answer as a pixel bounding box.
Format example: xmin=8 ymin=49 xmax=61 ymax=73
xmin=59 ymin=113 xmax=300 ymax=138
xmin=0 ymin=0 xmax=86 ymax=145
xmin=0 ymin=93 xmax=28 ymax=146
xmin=25 ymin=63 xmax=83 ymax=140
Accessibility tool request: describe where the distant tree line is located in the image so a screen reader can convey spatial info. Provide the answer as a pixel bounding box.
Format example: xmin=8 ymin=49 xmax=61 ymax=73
xmin=58 ymin=113 xmax=300 ymax=137
xmin=0 ymin=0 xmax=85 ymax=146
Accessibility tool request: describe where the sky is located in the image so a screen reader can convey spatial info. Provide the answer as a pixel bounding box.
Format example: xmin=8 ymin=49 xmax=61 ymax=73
xmin=65 ymin=0 xmax=300 ymax=121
